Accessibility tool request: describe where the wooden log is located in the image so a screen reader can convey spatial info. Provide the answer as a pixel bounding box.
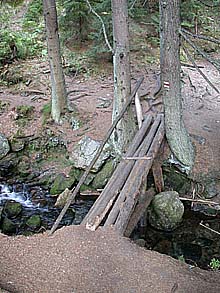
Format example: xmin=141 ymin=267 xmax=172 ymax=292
xmin=152 ymin=140 xmax=165 ymax=193
xmin=135 ymin=91 xmax=143 ymax=129
xmin=124 ymin=188 xmax=156 ymax=237
xmin=113 ymin=119 xmax=165 ymax=235
xmin=49 ymin=77 xmax=144 ymax=235
xmin=104 ymin=114 xmax=163 ymax=226
xmin=81 ymin=115 xmax=153 ymax=226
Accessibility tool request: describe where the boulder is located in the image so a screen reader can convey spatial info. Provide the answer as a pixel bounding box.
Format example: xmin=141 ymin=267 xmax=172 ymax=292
xmin=26 ymin=215 xmax=41 ymax=230
xmin=69 ymin=166 xmax=95 ymax=185
xmin=70 ymin=136 xmax=111 ymax=172
xmin=92 ymin=160 xmax=116 ymax=189
xmin=1 ymin=217 xmax=17 ymax=234
xmin=50 ymin=173 xmax=76 ymax=195
xmin=4 ymin=201 xmax=22 ymax=218
xmin=0 ymin=133 xmax=10 ymax=159
xmin=148 ymin=191 xmax=184 ymax=231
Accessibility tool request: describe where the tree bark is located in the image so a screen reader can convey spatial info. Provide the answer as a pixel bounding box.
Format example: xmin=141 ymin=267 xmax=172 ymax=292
xmin=111 ymin=0 xmax=137 ymax=154
xmin=43 ymin=0 xmax=67 ymax=123
xmin=160 ymin=0 xmax=194 ymax=170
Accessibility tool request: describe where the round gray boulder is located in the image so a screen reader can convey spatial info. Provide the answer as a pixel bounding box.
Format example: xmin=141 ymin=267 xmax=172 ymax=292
xmin=148 ymin=191 xmax=184 ymax=231
xmin=0 ymin=133 xmax=10 ymax=159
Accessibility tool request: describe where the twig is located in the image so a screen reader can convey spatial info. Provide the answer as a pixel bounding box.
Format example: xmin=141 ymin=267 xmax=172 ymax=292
xmin=84 ymin=0 xmax=113 ymax=53
xmin=179 ymin=197 xmax=220 ymax=206
xmin=180 ymin=30 xmax=220 ymax=72
xmin=122 ymin=156 xmax=152 ymax=160
xmin=182 ymin=44 xmax=220 ymax=94
xmin=181 ymin=62 xmax=204 ymax=69
xmin=197 ymin=0 xmax=220 ymax=7
xmin=182 ymin=28 xmax=220 ymax=45
xmin=49 ymin=77 xmax=144 ymax=235
xmin=199 ymin=221 xmax=220 ymax=235
xmin=69 ymin=94 xmax=89 ymax=101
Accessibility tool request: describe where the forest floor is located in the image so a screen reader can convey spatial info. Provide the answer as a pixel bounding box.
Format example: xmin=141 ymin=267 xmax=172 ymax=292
xmin=0 ymin=54 xmax=220 ymax=292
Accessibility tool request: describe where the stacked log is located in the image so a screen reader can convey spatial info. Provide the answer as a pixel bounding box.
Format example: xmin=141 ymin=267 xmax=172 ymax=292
xmin=82 ymin=114 xmax=165 ymax=236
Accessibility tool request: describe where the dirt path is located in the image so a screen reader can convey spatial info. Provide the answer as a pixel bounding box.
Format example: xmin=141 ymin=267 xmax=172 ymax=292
xmin=0 ymin=225 xmax=220 ymax=293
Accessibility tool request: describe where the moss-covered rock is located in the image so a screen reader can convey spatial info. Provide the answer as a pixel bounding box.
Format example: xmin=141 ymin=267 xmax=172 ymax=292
xmin=92 ymin=160 xmax=116 ymax=189
xmin=50 ymin=173 xmax=76 ymax=195
xmin=79 ymin=184 xmax=93 ymax=192
xmin=69 ymin=166 xmax=95 ymax=185
xmin=148 ymin=191 xmax=184 ymax=231
xmin=1 ymin=217 xmax=17 ymax=234
xmin=4 ymin=201 xmax=22 ymax=218
xmin=164 ymin=167 xmax=191 ymax=194
xmin=26 ymin=215 xmax=41 ymax=229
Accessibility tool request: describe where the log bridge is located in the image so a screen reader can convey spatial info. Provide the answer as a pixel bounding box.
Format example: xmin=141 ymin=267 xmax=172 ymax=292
xmin=81 ymin=113 xmax=165 ymax=236
xmin=50 ymin=77 xmax=165 ymax=236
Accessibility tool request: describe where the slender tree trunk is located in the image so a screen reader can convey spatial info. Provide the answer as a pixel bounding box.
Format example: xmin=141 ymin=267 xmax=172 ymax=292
xmin=111 ymin=0 xmax=137 ymax=154
xmin=43 ymin=0 xmax=67 ymax=123
xmin=160 ymin=0 xmax=194 ymax=170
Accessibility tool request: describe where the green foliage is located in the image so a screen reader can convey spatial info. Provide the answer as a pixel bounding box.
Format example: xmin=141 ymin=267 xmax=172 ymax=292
xmin=210 ymin=258 xmax=220 ymax=271
xmin=58 ymin=0 xmax=91 ymax=43
xmin=42 ymin=102 xmax=52 ymax=125
xmin=0 ymin=1 xmax=44 ymax=66
xmin=0 ymin=29 xmax=43 ymax=65
xmin=23 ymin=0 xmax=43 ymax=28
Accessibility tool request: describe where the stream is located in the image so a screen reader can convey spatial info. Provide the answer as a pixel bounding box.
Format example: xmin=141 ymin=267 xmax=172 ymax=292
xmin=0 ymin=182 xmax=94 ymax=235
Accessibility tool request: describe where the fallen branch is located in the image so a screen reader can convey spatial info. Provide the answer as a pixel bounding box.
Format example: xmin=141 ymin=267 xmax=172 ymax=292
xmin=49 ymin=77 xmax=144 ymax=235
xmin=199 ymin=221 xmax=220 ymax=236
xmin=180 ymin=30 xmax=220 ymax=73
xmin=182 ymin=28 xmax=220 ymax=45
xmin=179 ymin=197 xmax=220 ymax=206
xmin=182 ymin=44 xmax=220 ymax=94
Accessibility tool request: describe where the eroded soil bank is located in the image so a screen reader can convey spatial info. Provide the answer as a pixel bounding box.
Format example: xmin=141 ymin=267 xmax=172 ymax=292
xmin=0 ymin=225 xmax=220 ymax=293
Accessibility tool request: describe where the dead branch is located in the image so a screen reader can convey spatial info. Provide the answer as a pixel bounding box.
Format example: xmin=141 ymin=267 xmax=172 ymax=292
xmin=197 ymin=0 xmax=220 ymax=7
xmin=84 ymin=0 xmax=113 ymax=53
xmin=199 ymin=221 xmax=220 ymax=235
xmin=179 ymin=197 xmax=220 ymax=206
xmin=181 ymin=62 xmax=204 ymax=69
xmin=182 ymin=44 xmax=220 ymax=94
xmin=49 ymin=77 xmax=144 ymax=235
xmin=182 ymin=28 xmax=220 ymax=45
xmin=180 ymin=30 xmax=220 ymax=73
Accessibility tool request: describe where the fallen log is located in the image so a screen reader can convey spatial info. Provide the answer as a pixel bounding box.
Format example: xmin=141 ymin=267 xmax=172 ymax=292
xmin=82 ymin=115 xmax=153 ymax=228
xmin=113 ymin=119 xmax=165 ymax=235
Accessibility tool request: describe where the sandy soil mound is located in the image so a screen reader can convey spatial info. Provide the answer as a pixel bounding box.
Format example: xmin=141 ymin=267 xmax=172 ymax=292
xmin=0 ymin=225 xmax=219 ymax=293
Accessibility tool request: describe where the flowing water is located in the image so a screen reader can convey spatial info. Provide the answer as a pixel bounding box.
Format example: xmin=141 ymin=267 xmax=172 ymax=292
xmin=0 ymin=183 xmax=95 ymax=234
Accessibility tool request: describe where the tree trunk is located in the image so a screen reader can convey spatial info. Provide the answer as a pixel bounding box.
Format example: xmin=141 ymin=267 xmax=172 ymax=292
xmin=159 ymin=0 xmax=194 ymax=170
xmin=43 ymin=0 xmax=67 ymax=123
xmin=111 ymin=0 xmax=137 ymax=154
